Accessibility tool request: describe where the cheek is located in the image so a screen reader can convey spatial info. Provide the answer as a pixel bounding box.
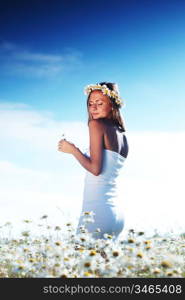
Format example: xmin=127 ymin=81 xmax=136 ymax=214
xmin=104 ymin=106 xmax=111 ymax=112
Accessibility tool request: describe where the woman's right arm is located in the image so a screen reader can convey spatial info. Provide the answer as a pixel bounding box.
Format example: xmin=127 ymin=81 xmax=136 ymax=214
xmin=72 ymin=119 xmax=104 ymax=175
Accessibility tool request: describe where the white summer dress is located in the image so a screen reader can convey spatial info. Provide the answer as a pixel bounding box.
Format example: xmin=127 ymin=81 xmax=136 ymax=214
xmin=76 ymin=146 xmax=127 ymax=240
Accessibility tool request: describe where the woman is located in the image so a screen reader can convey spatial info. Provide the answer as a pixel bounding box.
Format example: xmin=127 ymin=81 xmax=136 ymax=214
xmin=57 ymin=82 xmax=129 ymax=240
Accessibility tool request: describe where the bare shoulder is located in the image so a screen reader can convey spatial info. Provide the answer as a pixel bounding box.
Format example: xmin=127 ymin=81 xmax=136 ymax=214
xmin=88 ymin=119 xmax=104 ymax=132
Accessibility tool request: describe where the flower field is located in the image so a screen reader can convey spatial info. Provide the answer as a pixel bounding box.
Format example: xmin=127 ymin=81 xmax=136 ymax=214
xmin=0 ymin=212 xmax=184 ymax=278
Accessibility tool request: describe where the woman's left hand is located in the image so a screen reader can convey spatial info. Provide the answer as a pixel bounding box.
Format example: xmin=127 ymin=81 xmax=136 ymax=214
xmin=57 ymin=139 xmax=76 ymax=154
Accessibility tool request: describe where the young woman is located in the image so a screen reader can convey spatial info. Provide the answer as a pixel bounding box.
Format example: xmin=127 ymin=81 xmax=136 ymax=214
xmin=57 ymin=82 xmax=129 ymax=240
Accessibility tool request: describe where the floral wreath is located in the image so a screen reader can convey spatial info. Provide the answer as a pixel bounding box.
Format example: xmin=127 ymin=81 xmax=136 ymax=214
xmin=84 ymin=83 xmax=124 ymax=108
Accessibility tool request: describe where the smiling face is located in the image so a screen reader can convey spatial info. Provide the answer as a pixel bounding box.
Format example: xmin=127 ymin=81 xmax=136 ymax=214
xmin=88 ymin=90 xmax=113 ymax=120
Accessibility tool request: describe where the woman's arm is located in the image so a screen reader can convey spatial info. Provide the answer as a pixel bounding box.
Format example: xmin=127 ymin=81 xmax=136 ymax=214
xmin=72 ymin=119 xmax=104 ymax=176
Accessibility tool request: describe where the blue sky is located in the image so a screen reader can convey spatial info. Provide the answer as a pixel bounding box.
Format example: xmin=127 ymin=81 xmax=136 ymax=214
xmin=0 ymin=0 xmax=185 ymax=236
xmin=1 ymin=0 xmax=185 ymax=129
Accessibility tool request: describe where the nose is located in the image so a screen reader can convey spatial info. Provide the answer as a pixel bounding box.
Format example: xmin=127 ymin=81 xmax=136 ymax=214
xmin=91 ymin=103 xmax=96 ymax=107
xmin=91 ymin=104 xmax=98 ymax=110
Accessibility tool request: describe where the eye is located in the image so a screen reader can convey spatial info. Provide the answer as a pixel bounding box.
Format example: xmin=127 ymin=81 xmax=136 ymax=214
xmin=89 ymin=103 xmax=103 ymax=106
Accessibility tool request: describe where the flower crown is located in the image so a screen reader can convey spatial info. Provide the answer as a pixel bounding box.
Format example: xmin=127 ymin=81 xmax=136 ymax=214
xmin=84 ymin=83 xmax=124 ymax=108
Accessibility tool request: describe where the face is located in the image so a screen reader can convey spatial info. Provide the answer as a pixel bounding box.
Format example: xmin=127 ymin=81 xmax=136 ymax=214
xmin=88 ymin=90 xmax=113 ymax=119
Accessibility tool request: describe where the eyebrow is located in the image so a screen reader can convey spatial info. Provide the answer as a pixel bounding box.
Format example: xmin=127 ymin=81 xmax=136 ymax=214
xmin=89 ymin=99 xmax=104 ymax=102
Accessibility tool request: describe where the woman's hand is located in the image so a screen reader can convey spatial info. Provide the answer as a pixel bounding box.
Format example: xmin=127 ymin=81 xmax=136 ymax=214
xmin=57 ymin=138 xmax=76 ymax=154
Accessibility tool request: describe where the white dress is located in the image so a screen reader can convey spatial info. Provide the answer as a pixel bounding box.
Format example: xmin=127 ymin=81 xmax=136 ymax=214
xmin=76 ymin=148 xmax=127 ymax=240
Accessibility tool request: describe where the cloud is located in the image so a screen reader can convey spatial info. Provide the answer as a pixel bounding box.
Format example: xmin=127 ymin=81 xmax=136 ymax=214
xmin=0 ymin=101 xmax=88 ymax=150
xmin=0 ymin=41 xmax=17 ymax=51
xmin=12 ymin=51 xmax=64 ymax=63
xmin=0 ymin=101 xmax=184 ymax=236
xmin=0 ymin=102 xmax=88 ymax=235
xmin=0 ymin=160 xmax=79 ymax=220
xmin=0 ymin=41 xmax=83 ymax=78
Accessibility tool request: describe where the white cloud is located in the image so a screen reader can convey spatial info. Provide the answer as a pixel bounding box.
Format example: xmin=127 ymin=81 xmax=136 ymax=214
xmin=0 ymin=41 xmax=83 ymax=78
xmin=0 ymin=102 xmax=31 ymax=110
xmin=0 ymin=102 xmax=184 ymax=237
xmin=0 ymin=102 xmax=88 ymax=151
xmin=13 ymin=51 xmax=64 ymax=63
xmin=119 ymin=130 xmax=185 ymax=234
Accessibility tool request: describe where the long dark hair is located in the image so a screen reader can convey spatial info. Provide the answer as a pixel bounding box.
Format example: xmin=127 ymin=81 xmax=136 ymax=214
xmin=87 ymin=81 xmax=126 ymax=132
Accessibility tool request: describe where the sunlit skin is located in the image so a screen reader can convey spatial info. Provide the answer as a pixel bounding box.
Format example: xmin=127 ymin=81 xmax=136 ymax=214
xmin=88 ymin=90 xmax=113 ymax=120
xmin=58 ymin=90 xmax=114 ymax=154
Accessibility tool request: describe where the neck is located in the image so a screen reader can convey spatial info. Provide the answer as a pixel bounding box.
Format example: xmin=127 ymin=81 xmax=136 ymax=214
xmin=102 ymin=118 xmax=116 ymax=125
